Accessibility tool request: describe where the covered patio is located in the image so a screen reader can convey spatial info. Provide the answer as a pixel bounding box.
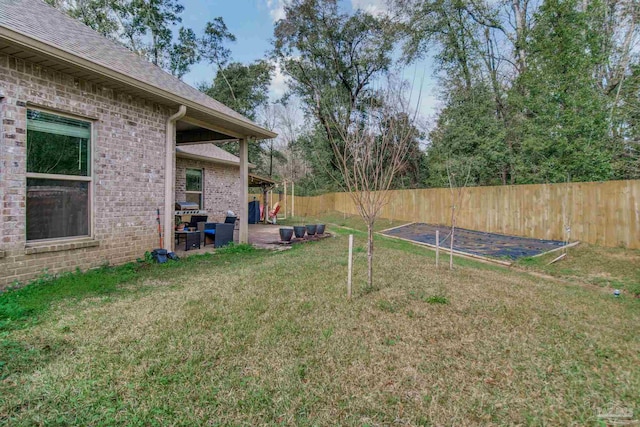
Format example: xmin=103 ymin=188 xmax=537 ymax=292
xmin=173 ymin=223 xmax=289 ymax=257
xmin=167 ymin=115 xmax=276 ymax=253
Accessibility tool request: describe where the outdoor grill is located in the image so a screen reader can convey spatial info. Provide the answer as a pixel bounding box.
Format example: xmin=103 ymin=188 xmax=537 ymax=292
xmin=174 ymin=201 xmax=206 ymax=216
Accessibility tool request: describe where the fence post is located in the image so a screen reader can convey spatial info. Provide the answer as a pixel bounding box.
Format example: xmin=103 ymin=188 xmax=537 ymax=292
xmin=347 ymin=234 xmax=353 ymax=299
xmin=435 ymin=229 xmax=439 ymax=267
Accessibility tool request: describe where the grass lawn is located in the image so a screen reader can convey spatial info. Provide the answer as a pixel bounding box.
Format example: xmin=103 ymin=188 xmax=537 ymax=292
xmin=516 ymin=245 xmax=640 ymax=296
xmin=1 ymin=225 xmax=638 ymax=425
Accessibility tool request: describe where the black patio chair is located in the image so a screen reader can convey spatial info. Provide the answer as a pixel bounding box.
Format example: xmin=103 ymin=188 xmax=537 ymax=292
xmin=187 ymin=215 xmax=208 ymax=229
xmin=199 ymin=222 xmax=234 ymax=248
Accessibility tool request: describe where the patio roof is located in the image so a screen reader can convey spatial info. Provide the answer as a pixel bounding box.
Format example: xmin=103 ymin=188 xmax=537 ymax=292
xmin=249 ymin=173 xmax=276 ymax=188
xmin=176 ymin=143 xmax=257 ymax=169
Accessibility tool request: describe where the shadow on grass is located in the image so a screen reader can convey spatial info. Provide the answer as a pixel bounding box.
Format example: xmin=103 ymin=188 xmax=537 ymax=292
xmin=0 ymin=244 xmax=268 ymax=379
xmin=1 ymin=243 xmax=265 ymax=332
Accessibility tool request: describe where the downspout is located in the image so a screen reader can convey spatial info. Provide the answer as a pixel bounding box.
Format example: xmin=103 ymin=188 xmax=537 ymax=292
xmin=164 ymin=105 xmax=187 ymax=251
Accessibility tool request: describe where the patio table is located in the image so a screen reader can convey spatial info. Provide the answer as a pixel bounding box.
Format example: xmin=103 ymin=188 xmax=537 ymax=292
xmin=175 ymin=230 xmax=201 ymax=251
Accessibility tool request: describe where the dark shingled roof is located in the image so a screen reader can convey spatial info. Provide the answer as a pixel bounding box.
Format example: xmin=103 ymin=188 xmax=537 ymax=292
xmin=0 ymin=0 xmax=274 ymax=138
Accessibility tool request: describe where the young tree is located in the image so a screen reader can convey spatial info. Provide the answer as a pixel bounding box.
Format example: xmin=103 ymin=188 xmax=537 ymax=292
xmin=325 ymin=87 xmax=419 ymax=288
xmin=445 ymin=158 xmax=472 ymax=269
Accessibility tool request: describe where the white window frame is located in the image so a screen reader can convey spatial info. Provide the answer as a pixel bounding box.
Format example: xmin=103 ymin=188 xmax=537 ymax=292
xmin=25 ymin=107 xmax=94 ymax=243
xmin=185 ymin=168 xmax=204 ymax=210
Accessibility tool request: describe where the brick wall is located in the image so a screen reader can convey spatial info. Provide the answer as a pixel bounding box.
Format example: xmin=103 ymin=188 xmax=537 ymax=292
xmin=175 ymin=157 xmax=240 ymax=222
xmin=0 ymin=53 xmax=171 ymax=288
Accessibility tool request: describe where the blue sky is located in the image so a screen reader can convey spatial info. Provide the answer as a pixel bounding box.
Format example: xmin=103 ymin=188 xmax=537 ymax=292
xmin=179 ymin=1 xmax=276 ymax=89
xmin=177 ymin=0 xmax=440 ymax=122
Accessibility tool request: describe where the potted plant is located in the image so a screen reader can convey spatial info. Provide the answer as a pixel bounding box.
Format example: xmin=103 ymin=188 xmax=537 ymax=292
xmin=317 ymin=224 xmax=326 ymax=234
xmin=279 ymin=228 xmax=294 ymax=242
xmin=305 ymin=224 xmax=317 ymax=236
xmin=293 ymin=225 xmax=306 ymax=238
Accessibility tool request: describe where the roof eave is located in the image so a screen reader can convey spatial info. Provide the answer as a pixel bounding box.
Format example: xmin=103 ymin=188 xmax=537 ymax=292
xmin=0 ymin=25 xmax=278 ymax=140
xmin=176 ymin=150 xmax=256 ymax=169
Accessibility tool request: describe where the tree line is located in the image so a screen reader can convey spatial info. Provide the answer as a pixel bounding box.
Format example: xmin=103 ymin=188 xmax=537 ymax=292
xmin=47 ymin=0 xmax=640 ymax=191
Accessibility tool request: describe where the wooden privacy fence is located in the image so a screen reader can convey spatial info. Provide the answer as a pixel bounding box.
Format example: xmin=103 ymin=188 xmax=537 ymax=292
xmin=293 ymin=180 xmax=640 ymax=249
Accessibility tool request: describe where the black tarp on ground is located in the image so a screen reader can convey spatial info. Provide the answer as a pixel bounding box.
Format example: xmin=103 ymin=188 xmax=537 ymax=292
xmin=383 ymin=223 xmax=566 ymax=260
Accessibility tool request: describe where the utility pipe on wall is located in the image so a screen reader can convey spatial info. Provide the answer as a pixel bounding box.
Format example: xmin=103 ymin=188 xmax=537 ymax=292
xmin=164 ymin=105 xmax=187 ymax=250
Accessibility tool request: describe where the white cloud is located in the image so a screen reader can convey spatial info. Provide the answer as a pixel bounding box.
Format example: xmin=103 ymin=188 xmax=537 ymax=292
xmin=269 ymin=61 xmax=289 ymax=101
xmin=350 ymin=0 xmax=390 ymax=17
xmin=265 ymin=0 xmax=287 ymax=22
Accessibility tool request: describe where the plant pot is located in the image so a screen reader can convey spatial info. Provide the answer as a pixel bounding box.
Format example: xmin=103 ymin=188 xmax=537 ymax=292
xmin=293 ymin=226 xmax=306 ymax=238
xmin=279 ymin=228 xmax=294 ymax=242
xmin=305 ymin=224 xmax=317 ymax=236
xmin=316 ymin=224 xmax=326 ymax=234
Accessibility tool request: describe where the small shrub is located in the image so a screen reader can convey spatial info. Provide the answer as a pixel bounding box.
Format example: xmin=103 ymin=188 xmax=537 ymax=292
xmin=377 ymin=299 xmax=396 ymax=313
xmin=627 ymin=283 xmax=640 ymax=298
xmin=216 ymin=243 xmax=255 ymax=254
xmin=424 ymin=295 xmax=449 ymax=305
xmin=383 ymin=336 xmax=399 ymax=346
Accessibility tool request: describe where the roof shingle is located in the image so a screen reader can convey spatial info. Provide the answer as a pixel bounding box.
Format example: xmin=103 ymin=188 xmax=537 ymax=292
xmin=0 ymin=0 xmax=269 ymax=135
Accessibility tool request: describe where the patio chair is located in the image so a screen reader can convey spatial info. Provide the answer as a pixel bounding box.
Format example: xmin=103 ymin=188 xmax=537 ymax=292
xmin=187 ymin=214 xmax=208 ymax=229
xmin=199 ymin=222 xmax=234 ymax=248
xmin=267 ymin=202 xmax=281 ymax=224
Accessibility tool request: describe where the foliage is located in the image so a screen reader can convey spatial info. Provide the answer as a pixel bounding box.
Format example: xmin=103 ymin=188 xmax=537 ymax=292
xmin=272 ymin=0 xmax=396 ymax=174
xmin=426 ymin=84 xmax=506 ymax=187
xmin=396 ymin=0 xmax=639 ymax=186
xmin=513 ymin=0 xmax=613 ymax=183
xmin=50 ymin=0 xmax=199 ymax=77
xmin=423 ymin=295 xmax=449 ymax=304
xmin=169 ymin=27 xmax=200 ymax=78
xmin=200 ymin=61 xmax=274 ymax=121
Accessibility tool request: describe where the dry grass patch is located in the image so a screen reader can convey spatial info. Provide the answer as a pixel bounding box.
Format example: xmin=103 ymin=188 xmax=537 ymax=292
xmin=1 ymin=233 xmax=638 ymax=425
xmin=517 ymin=244 xmax=640 ymax=296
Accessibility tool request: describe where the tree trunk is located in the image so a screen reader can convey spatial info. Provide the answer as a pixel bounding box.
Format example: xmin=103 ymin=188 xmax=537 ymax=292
xmin=269 ymin=142 xmax=274 ymax=177
xmin=367 ymin=222 xmax=374 ymax=288
xmin=450 ymin=204 xmax=455 ymax=270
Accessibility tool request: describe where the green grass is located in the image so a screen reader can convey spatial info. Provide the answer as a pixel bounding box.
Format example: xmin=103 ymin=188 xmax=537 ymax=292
xmin=0 ymin=229 xmax=638 ymax=425
xmin=516 ymin=244 xmax=640 ymax=296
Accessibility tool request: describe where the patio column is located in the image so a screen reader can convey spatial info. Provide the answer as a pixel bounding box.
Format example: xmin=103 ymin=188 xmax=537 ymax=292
xmin=164 ymin=105 xmax=186 ymax=251
xmin=239 ymin=137 xmax=249 ymax=244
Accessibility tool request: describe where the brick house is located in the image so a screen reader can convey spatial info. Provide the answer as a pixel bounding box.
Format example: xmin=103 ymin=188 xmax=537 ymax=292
xmin=0 ymin=0 xmax=276 ymax=288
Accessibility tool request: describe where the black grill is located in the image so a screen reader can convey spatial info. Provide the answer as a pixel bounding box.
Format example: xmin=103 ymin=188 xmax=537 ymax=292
xmin=175 ymin=201 xmax=199 ymax=211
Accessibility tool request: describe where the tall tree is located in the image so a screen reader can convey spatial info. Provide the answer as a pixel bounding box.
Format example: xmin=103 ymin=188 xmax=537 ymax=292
xmin=514 ymin=0 xmax=613 ymax=183
xmin=168 ymin=27 xmax=200 ymax=78
xmin=48 ymin=0 xmax=199 ymax=78
xmin=198 ymin=60 xmax=274 ymax=171
xmin=200 ymin=17 xmax=238 ymax=101
xmin=272 ymin=0 xmax=395 ymax=146
xmin=200 ymin=61 xmax=274 ymax=121
xmin=396 ymin=0 xmax=638 ymax=184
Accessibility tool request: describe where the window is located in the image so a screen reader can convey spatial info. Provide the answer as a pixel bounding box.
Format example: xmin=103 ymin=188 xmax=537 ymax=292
xmin=185 ymin=168 xmax=204 ymax=209
xmin=26 ymin=109 xmax=92 ymax=241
